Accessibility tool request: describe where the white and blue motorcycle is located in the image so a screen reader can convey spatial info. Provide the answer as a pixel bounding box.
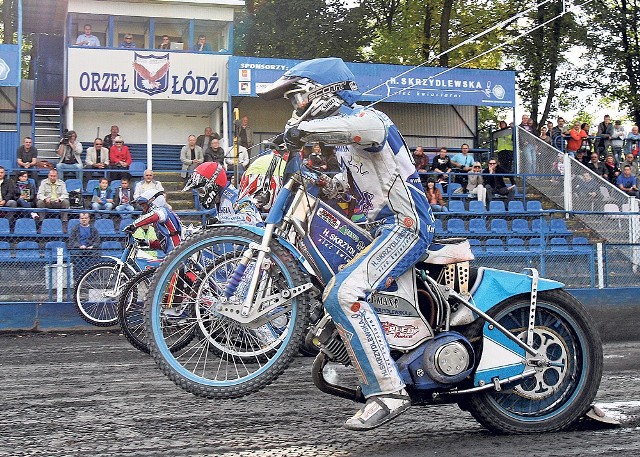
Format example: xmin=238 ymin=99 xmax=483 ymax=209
xmin=144 ymin=167 xmax=602 ymax=434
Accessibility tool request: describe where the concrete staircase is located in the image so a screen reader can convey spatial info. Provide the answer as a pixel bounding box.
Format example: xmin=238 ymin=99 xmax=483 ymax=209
xmin=33 ymin=104 xmax=62 ymax=161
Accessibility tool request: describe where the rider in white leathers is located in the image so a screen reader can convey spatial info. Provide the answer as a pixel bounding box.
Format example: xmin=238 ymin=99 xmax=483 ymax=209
xmin=259 ymin=57 xmax=435 ymax=430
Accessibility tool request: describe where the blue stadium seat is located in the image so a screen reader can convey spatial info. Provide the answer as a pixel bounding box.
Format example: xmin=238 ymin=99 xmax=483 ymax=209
xmin=110 ymin=179 xmax=121 ymax=190
xmin=506 ymin=238 xmax=526 ymax=251
xmin=468 ymin=238 xmax=482 ymax=253
xmin=484 ymin=238 xmax=505 ymax=251
xmin=129 ymin=162 xmax=145 ymax=177
xmin=490 ymin=218 xmax=509 ymax=234
xmin=119 ymin=217 xmax=134 ymax=233
xmin=508 ymin=201 xmax=525 ymax=212
xmin=447 ymin=183 xmax=464 ymax=198
xmin=85 ymin=179 xmax=100 ymax=195
xmin=528 ymin=238 xmax=544 ymax=250
xmin=446 ymin=218 xmax=466 ymax=235
xmin=41 ymin=218 xmax=63 ymax=235
xmin=526 ymin=200 xmax=543 ymax=212
xmin=66 ymin=218 xmax=80 ymax=234
xmin=0 ymin=241 xmax=11 ymax=260
xmin=550 ymin=237 xmax=571 ymax=253
xmin=434 ymin=218 xmax=444 ymax=234
xmin=511 ymin=218 xmax=532 ymax=234
xmin=15 ymin=241 xmax=41 ymax=260
xmin=447 ymin=200 xmax=466 ymax=213
xmin=531 ymin=218 xmax=549 ymax=234
xmin=65 ymin=179 xmax=83 ymax=192
xmin=469 ymin=218 xmax=489 ymax=234
xmin=94 ymin=219 xmax=116 ymax=235
xmin=0 ymin=219 xmax=10 ymax=235
xmin=549 ymin=219 xmax=571 ymax=235
xmin=13 ymin=218 xmax=37 ymax=236
xmin=468 ymin=200 xmax=486 ymax=213
xmin=488 ymin=201 xmax=506 ymax=213
xmin=101 ymin=241 xmax=123 ymax=257
xmin=572 ymin=236 xmax=591 ymax=252
xmin=44 ymin=241 xmax=69 ymax=261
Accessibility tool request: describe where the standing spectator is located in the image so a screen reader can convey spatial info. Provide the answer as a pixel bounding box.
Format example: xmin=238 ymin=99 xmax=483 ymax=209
xmin=0 ymin=166 xmax=17 ymax=209
xmin=424 ymin=179 xmax=447 ymax=212
xmin=620 ymin=153 xmax=639 ymax=176
xmin=196 ymin=127 xmax=219 ymax=149
xmin=91 ymin=177 xmax=115 ymax=215
xmin=133 ymin=170 xmax=164 ymax=200
xmin=551 ymin=117 xmax=568 ymax=150
xmin=13 ymin=171 xmax=36 ymax=208
xmin=192 ymin=35 xmax=212 ymax=52
xmin=114 ymin=174 xmax=134 ymax=213
xmin=519 ymin=114 xmax=534 ymax=132
xmin=496 ymin=121 xmax=514 ymax=172
xmin=546 ymin=120 xmax=554 ymax=133
xmin=204 ymin=138 xmax=225 ymax=165
xmin=578 ymin=123 xmax=593 ymax=156
xmin=36 ymin=169 xmax=70 ymax=221
xmin=466 ymin=162 xmax=486 ymax=203
xmin=625 ymin=125 xmax=640 ymax=156
xmin=235 ymin=115 xmax=253 ymax=149
xmin=483 ymin=159 xmax=516 ymax=203
xmin=450 ymin=143 xmax=474 ymax=186
xmin=56 ymin=130 xmax=83 ymax=181
xmin=103 ymin=125 xmax=119 ymax=150
xmin=616 ymin=165 xmax=639 ymax=197
xmin=119 ymin=34 xmax=137 ymax=48
xmin=586 ymin=153 xmax=606 ymax=176
xmin=158 ymin=35 xmax=171 ymax=50
xmin=611 ymin=120 xmax=626 ymax=160
xmin=430 ymin=147 xmax=452 ymax=185
xmin=16 ymin=136 xmax=38 ymax=179
xmin=596 ymin=114 xmax=614 ymax=156
xmin=180 ymin=134 xmax=204 ymax=180
xmin=76 ymin=24 xmax=100 ymax=47
xmin=566 ymin=121 xmax=586 ymax=157
xmin=69 ymin=212 xmax=100 ymax=250
xmin=225 ymin=143 xmax=250 ymax=185
xmin=602 ymin=154 xmax=621 ymax=185
xmin=109 ymin=135 xmax=132 ymax=178
xmin=412 ymin=146 xmax=430 ymax=173
xmin=85 ymin=137 xmax=110 ymax=176
xmin=539 ymin=125 xmax=552 ymax=145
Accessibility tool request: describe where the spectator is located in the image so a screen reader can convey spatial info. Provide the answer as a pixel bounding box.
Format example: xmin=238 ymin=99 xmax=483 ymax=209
xmin=91 ymin=177 xmax=115 ymax=215
xmin=320 ymin=145 xmax=340 ymax=172
xmin=602 ymin=154 xmax=621 ymax=185
xmin=466 ymin=162 xmax=486 ymax=203
xmin=16 ymin=136 xmax=38 ymax=179
xmin=519 ymin=114 xmax=534 ymax=133
xmin=546 ymin=120 xmax=554 ymax=133
xmin=204 ymin=138 xmax=225 ymax=165
xmin=103 ymin=125 xmax=119 ymax=150
xmin=574 ymin=149 xmax=590 ymax=167
xmin=133 ymin=169 xmax=164 ymax=200
xmin=578 ymin=123 xmax=593 ymax=157
xmin=625 ymin=125 xmax=640 ymax=156
xmin=85 ymin=137 xmax=110 ymax=176
xmin=551 ymin=117 xmax=568 ymax=149
xmin=158 ymin=34 xmax=171 ymax=50
xmin=114 ymin=174 xmax=134 ymax=213
xmin=76 ymin=24 xmax=100 ymax=47
xmin=109 ymin=135 xmax=132 ymax=178
xmin=193 ymin=35 xmax=212 ymax=52
xmin=616 ymin=165 xmax=638 ymax=197
xmin=566 ymin=121 xmax=586 ymax=157
xmin=424 ymin=179 xmax=447 ymax=212
xmin=539 ymin=125 xmax=552 ymax=145
xmin=56 ymin=130 xmax=83 ymax=181
xmin=496 ymin=120 xmax=514 ymax=172
xmin=119 ymin=34 xmax=137 ymax=48
xmin=69 ymin=212 xmax=100 ymax=250
xmin=195 ymin=127 xmax=220 ymax=149
xmin=620 ymin=153 xmax=639 ymax=176
xmin=596 ymin=114 xmax=614 ymax=156
xmin=611 ymin=120 xmax=625 ymax=159
xmin=180 ymin=134 xmax=204 ymax=180
xmin=36 ymin=169 xmax=70 ymax=221
xmin=0 ymin=166 xmax=17 ymax=209
xmin=450 ymin=143 xmax=474 ymax=186
xmin=13 ymin=171 xmax=36 ymax=208
xmin=430 ymin=147 xmax=452 ymax=183
xmin=235 ymin=115 xmax=253 ymax=149
xmin=305 ymin=143 xmax=326 ymax=171
xmin=412 ymin=146 xmax=430 ymax=173
xmin=225 ymin=143 xmax=250 ymax=185
xmin=586 ymin=153 xmax=606 ymax=176
xmin=483 ymin=159 xmax=516 ymax=203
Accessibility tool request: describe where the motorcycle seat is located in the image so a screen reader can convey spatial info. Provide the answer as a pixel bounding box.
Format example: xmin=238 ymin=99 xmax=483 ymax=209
xmin=423 ymin=238 xmax=475 ymax=265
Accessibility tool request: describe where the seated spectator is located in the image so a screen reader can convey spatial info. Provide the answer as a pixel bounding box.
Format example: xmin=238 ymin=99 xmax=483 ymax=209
xmin=36 ymin=169 xmax=70 ymax=221
xmin=85 ymin=137 xmax=110 ymax=176
xmin=180 ymin=134 xmax=204 ymax=180
xmin=158 ymin=34 xmax=171 ymax=50
xmin=225 ymin=143 xmax=250 ymax=185
xmin=430 ymin=147 xmax=452 ymax=183
xmin=603 ymin=154 xmax=620 ymax=184
xmin=16 ymin=136 xmax=38 ymax=179
xmin=620 ymin=153 xmax=638 ymax=177
xmin=103 ymin=125 xmax=119 ymax=150
xmin=586 ymin=153 xmax=605 ymax=176
xmin=466 ymin=162 xmax=486 ymax=203
xmin=69 ymin=212 xmax=101 ymax=250
xmin=574 ymin=149 xmax=590 ymax=166
xmin=483 ymin=159 xmax=516 ymax=203
xmin=625 ymin=125 xmax=640 ymax=156
xmin=114 ymin=174 xmax=134 ymax=213
xmin=412 ymin=146 xmax=430 ymax=173
xmin=450 ymin=144 xmax=475 ymax=184
xmin=109 ymin=135 xmax=132 ymax=179
xmin=424 ymin=179 xmax=447 ymax=212
xmin=320 ymin=145 xmax=340 ymax=172
xmin=56 ymin=130 xmax=83 ymax=181
xmin=0 ymin=166 xmax=17 ymax=209
xmin=193 ymin=35 xmax=212 ymax=52
xmin=566 ymin=121 xmax=586 ymax=157
xmin=195 ymin=127 xmax=220 ymax=149
xmin=76 ymin=24 xmax=100 ymax=47
xmin=616 ymin=165 xmax=638 ymax=197
xmin=204 ymin=138 xmax=225 ymax=165
xmin=119 ymin=34 xmax=136 ymax=48
xmin=91 ymin=178 xmax=115 ymax=215
xmin=13 ymin=170 xmax=36 ymax=208
xmin=305 ymin=143 xmax=326 ymax=172
xmin=133 ymin=170 xmax=164 ymax=200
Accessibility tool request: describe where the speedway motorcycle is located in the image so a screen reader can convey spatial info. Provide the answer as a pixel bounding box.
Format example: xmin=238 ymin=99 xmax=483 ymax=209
xmin=144 ymin=167 xmax=602 ymax=434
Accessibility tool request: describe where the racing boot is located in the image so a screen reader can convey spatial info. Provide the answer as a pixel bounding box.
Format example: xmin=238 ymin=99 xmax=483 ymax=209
xmin=344 ymin=388 xmax=411 ymax=431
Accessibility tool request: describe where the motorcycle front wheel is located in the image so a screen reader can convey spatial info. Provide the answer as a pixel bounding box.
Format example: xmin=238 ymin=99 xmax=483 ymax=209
xmin=144 ymin=226 xmax=311 ymax=399
xmin=462 ymin=289 xmax=603 ymax=433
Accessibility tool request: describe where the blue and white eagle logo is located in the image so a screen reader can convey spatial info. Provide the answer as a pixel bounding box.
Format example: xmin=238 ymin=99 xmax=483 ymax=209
xmin=133 ymin=53 xmax=170 ymax=96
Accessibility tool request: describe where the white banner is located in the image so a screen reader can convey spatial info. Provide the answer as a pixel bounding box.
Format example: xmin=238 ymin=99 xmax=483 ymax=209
xmin=67 ymin=48 xmax=228 ymax=101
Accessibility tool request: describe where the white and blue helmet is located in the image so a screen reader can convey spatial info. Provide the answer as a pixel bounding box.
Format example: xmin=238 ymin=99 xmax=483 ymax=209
xmin=258 ymin=57 xmax=359 ymax=121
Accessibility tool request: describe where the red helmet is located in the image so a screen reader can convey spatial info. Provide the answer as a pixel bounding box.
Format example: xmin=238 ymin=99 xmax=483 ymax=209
xmin=182 ymin=162 xmax=228 ymax=210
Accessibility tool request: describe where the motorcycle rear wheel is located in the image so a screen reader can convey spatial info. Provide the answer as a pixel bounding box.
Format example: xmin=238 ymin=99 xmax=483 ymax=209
xmin=145 ymin=226 xmax=310 ymax=399
xmin=462 ymin=289 xmax=603 ymax=433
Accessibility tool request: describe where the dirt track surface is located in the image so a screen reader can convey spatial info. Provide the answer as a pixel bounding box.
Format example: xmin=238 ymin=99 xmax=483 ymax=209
xmin=0 ymin=332 xmax=639 ymax=457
